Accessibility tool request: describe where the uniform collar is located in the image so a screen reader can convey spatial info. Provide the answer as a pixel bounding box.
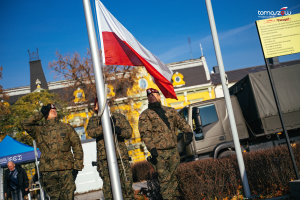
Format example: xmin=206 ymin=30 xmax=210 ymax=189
xmin=46 ymin=118 xmax=58 ymax=125
xmin=148 ymin=101 xmax=162 ymax=109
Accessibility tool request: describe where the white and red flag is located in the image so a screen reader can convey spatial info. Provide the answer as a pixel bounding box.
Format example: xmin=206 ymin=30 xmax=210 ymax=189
xmin=95 ymin=0 xmax=177 ymax=99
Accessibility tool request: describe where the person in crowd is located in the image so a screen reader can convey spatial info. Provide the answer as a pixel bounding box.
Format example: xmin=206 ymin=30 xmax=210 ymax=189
xmin=4 ymin=161 xmax=29 ymax=200
xmin=21 ymin=103 xmax=83 ymax=200
xmin=86 ymin=97 xmax=134 ymax=200
xmin=138 ymin=88 xmax=193 ymax=200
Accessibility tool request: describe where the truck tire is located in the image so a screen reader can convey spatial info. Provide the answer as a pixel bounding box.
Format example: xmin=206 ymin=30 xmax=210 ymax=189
xmin=218 ymin=150 xmax=236 ymax=158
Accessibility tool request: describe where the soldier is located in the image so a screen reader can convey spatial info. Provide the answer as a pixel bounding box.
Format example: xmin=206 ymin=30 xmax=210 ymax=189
xmin=21 ymin=103 xmax=84 ymax=200
xmin=86 ymin=97 xmax=134 ymax=200
xmin=138 ymin=88 xmax=193 ymax=200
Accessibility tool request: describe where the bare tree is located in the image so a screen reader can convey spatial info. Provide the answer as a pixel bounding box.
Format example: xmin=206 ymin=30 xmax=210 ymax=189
xmin=48 ymin=49 xmax=144 ymax=120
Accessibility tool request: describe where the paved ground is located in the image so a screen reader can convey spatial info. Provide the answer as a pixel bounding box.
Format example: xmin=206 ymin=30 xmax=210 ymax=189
xmin=75 ymin=190 xmax=104 ymax=200
xmin=75 ymin=181 xmax=147 ymax=200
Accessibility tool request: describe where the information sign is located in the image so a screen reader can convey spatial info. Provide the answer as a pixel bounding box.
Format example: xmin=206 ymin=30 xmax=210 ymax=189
xmin=256 ymin=13 xmax=300 ymax=58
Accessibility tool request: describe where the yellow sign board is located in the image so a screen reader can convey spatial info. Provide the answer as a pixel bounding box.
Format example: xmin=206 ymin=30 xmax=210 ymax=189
xmin=256 ymin=13 xmax=300 ymax=58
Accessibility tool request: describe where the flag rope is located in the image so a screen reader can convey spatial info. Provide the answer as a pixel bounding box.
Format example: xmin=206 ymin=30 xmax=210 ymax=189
xmin=92 ymin=0 xmax=102 ymax=52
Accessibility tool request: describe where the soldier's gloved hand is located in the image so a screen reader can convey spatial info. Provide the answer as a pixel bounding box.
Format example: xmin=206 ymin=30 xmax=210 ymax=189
xmin=114 ymin=126 xmax=122 ymax=135
xmin=150 ymin=148 xmax=158 ymax=165
xmin=41 ymin=104 xmax=51 ymax=116
xmin=110 ymin=116 xmax=122 ymax=135
xmin=185 ymin=132 xmax=194 ymax=146
xmin=72 ymin=169 xmax=79 ymax=181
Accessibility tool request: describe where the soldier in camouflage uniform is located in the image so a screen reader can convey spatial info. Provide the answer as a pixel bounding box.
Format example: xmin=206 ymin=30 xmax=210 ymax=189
xmin=21 ymin=103 xmax=84 ymax=200
xmin=139 ymin=88 xmax=193 ymax=200
xmin=86 ymin=97 xmax=134 ymax=200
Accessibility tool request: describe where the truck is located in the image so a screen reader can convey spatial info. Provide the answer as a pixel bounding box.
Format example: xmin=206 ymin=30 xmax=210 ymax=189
xmin=177 ymin=63 xmax=300 ymax=162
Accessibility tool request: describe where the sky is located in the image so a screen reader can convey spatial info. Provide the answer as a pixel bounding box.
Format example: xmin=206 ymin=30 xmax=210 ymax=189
xmin=1 ymin=0 xmax=300 ymax=89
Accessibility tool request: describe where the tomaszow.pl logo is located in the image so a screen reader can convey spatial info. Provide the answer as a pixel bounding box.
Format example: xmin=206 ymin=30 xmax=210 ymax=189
xmin=258 ymin=7 xmax=291 ymax=18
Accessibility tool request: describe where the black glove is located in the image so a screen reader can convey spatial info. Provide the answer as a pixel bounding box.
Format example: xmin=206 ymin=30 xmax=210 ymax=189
xmin=110 ymin=116 xmax=122 ymax=135
xmin=72 ymin=169 xmax=79 ymax=181
xmin=150 ymin=148 xmax=158 ymax=165
xmin=41 ymin=104 xmax=51 ymax=116
xmin=185 ymin=132 xmax=193 ymax=146
xmin=114 ymin=126 xmax=122 ymax=135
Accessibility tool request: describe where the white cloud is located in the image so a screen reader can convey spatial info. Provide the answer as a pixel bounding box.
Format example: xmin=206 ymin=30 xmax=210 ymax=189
xmin=289 ymin=4 xmax=300 ymax=11
xmin=218 ymin=23 xmax=254 ymax=40
xmin=158 ymin=22 xmax=255 ymax=62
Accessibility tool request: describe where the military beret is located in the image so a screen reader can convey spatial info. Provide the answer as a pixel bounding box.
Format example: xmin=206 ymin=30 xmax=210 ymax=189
xmin=94 ymin=97 xmax=98 ymax=114
xmin=146 ymin=88 xmax=159 ymax=96
xmin=49 ymin=103 xmax=56 ymax=109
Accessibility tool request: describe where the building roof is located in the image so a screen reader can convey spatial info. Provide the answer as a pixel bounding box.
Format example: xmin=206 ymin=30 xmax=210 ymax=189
xmin=211 ymin=59 xmax=300 ymax=85
xmin=168 ymin=57 xmax=211 ymax=88
xmin=29 ymin=60 xmax=48 ymax=92
xmin=175 ymin=66 xmax=210 ymax=87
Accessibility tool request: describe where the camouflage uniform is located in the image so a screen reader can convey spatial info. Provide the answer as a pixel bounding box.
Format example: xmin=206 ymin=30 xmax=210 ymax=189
xmin=21 ymin=112 xmax=84 ymax=200
xmin=138 ymin=102 xmax=192 ymax=200
xmin=86 ymin=113 xmax=134 ymax=200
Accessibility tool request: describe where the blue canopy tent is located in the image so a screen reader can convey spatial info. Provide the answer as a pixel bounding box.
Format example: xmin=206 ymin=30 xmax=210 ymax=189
xmin=0 ymin=135 xmax=41 ymax=168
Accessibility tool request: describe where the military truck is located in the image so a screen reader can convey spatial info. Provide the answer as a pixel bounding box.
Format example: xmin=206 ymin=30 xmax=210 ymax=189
xmin=177 ymin=63 xmax=300 ymax=162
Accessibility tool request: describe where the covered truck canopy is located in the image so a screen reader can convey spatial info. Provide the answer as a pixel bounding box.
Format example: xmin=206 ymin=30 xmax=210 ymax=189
xmin=230 ymin=64 xmax=300 ymax=135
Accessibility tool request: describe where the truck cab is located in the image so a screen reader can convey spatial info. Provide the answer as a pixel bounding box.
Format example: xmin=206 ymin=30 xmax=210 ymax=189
xmin=178 ymin=96 xmax=249 ymax=161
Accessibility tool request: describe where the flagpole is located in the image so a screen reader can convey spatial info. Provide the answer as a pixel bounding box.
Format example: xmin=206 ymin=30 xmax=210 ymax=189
xmin=82 ymin=0 xmax=123 ymax=199
xmin=205 ymin=0 xmax=251 ymax=198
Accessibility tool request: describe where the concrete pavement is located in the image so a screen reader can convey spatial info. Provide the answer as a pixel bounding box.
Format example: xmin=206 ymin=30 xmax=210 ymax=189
xmin=75 ymin=181 xmax=147 ymax=200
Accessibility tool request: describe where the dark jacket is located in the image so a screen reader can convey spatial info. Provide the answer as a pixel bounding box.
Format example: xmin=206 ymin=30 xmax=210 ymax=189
xmin=3 ymin=164 xmax=29 ymax=198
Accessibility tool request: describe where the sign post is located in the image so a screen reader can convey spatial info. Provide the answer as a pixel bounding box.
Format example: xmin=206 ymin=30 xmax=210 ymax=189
xmin=256 ymin=13 xmax=300 ymax=180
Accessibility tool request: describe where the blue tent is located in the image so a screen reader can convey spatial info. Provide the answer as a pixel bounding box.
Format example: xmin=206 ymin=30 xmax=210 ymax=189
xmin=0 ymin=135 xmax=41 ymax=167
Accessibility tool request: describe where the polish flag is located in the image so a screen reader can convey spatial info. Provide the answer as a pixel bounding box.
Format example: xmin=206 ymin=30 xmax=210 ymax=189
xmin=95 ymin=0 xmax=177 ymax=100
xmin=280 ymin=7 xmax=288 ymax=10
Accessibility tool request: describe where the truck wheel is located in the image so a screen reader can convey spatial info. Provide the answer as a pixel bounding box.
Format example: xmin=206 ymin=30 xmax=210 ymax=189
xmin=218 ymin=150 xmax=236 ymax=158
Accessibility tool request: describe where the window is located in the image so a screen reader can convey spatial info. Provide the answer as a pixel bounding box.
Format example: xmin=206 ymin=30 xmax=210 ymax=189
xmin=192 ymin=104 xmax=218 ymax=141
xmin=77 ymin=92 xmax=83 ymax=98
xmin=175 ymin=76 xmax=181 ymax=83
xmin=192 ymin=107 xmax=203 ymax=141
xmin=180 ymin=108 xmax=188 ymax=122
xmin=139 ymin=78 xmax=148 ymax=89
xmin=74 ymin=126 xmax=86 ymax=140
xmin=199 ymin=104 xmax=218 ymax=127
xmin=107 ymin=87 xmax=111 ymax=94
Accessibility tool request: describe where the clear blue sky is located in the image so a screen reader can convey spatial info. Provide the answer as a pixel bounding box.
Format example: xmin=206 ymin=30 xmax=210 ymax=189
xmin=1 ymin=0 xmax=299 ymax=89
